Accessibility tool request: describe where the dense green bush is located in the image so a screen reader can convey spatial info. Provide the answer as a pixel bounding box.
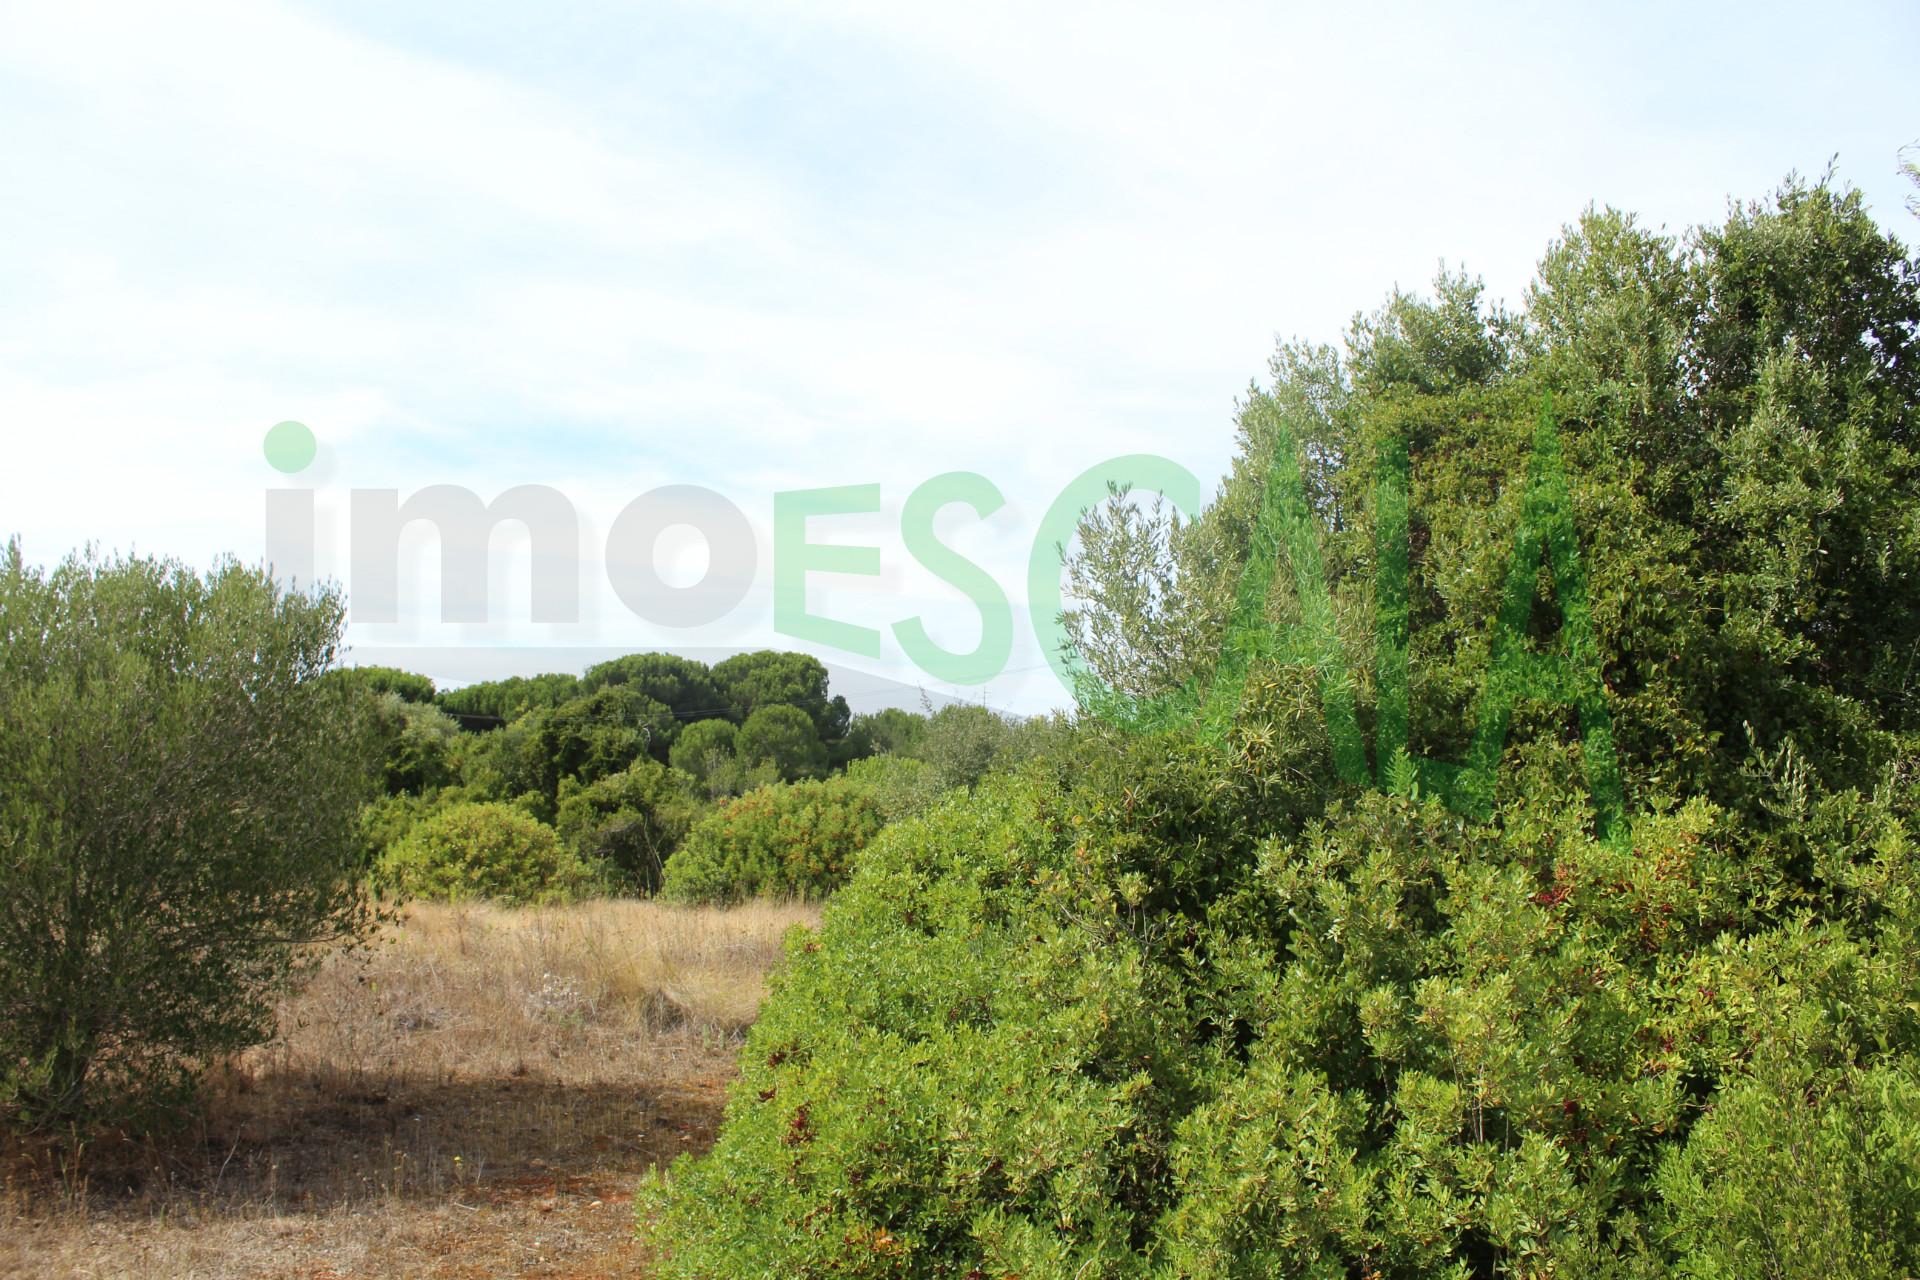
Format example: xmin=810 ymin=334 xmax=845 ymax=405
xmin=0 ymin=547 xmax=377 ymax=1131
xmin=638 ymin=735 xmax=1281 ymax=1274
xmin=358 ymin=791 xmax=429 ymax=865
xmin=660 ymin=775 xmax=886 ymax=904
xmin=640 ymin=177 xmax=1920 ymax=1275
xmin=378 ymin=801 xmax=600 ymax=904
xmin=1655 ymin=1053 xmax=1920 ymax=1279
xmin=642 ymin=733 xmax=1920 ymax=1277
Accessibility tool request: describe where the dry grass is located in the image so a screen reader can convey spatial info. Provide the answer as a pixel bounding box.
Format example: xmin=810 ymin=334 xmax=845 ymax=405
xmin=0 ymin=898 xmax=818 ymax=1279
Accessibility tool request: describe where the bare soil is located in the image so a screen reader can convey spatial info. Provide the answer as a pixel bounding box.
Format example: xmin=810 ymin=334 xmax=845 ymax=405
xmin=0 ymin=898 xmax=815 ymax=1279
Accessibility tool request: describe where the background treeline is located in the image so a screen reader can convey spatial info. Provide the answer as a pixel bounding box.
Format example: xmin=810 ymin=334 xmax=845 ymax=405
xmin=344 ymin=651 xmax=1066 ymax=905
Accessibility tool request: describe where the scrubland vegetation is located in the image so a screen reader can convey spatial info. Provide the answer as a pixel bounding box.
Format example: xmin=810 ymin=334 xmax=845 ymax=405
xmin=641 ymin=177 xmax=1920 ymax=1278
xmin=4 ymin=172 xmax=1920 ymax=1277
xmin=0 ymin=554 xmax=1057 ymax=1276
xmin=2 ymin=898 xmax=814 ymax=1278
xmin=352 ymin=651 xmax=1063 ymax=909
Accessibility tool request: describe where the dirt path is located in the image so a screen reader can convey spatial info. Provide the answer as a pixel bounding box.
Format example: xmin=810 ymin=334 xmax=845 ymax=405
xmin=2 ymin=900 xmax=806 ymax=1279
xmin=3 ymin=1066 xmax=732 ymax=1280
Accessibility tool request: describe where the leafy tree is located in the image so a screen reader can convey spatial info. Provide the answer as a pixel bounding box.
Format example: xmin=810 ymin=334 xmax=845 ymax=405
xmin=913 ymin=704 xmax=1009 ymax=788
xmin=332 ymin=664 xmax=437 ymax=704
xmin=0 ymin=547 xmax=377 ymax=1130
xmin=581 ymin=652 xmax=724 ymax=728
xmin=910 ymin=703 xmax=1069 ymax=791
xmin=670 ymin=717 xmax=740 ymax=791
xmin=368 ymin=692 xmax=463 ymax=795
xmin=378 ymin=801 xmax=598 ymax=905
xmin=461 ymin=684 xmax=674 ymax=819
xmin=712 ymin=650 xmax=851 ymax=740
xmin=554 ymin=760 xmax=701 ymax=894
xmin=851 ymin=706 xmax=929 ymax=757
xmin=735 ymin=703 xmax=830 ymax=782
xmin=660 ymin=776 xmax=885 ymax=904
xmin=1065 ymin=176 xmax=1920 ymax=820
xmin=435 ymin=672 xmax=580 ymax=725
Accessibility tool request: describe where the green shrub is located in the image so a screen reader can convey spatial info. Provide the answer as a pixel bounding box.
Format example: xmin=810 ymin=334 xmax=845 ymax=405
xmin=639 ymin=737 xmax=1276 ymax=1274
xmin=637 ymin=736 xmax=1235 ymax=1269
xmin=660 ymin=775 xmax=885 ymax=904
xmin=358 ymin=791 xmax=430 ymax=865
xmin=843 ymin=753 xmax=950 ymax=823
xmin=641 ymin=731 xmax=1920 ymax=1277
xmin=1655 ymin=1054 xmax=1920 ymax=1280
xmin=378 ymin=801 xmax=598 ymax=904
xmin=0 ymin=547 xmax=377 ymax=1131
xmin=356 ymin=782 xmax=497 ymax=868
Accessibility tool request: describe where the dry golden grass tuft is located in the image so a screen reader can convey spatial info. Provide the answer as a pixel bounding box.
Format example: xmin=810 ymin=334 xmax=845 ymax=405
xmin=0 ymin=897 xmax=817 ymax=1279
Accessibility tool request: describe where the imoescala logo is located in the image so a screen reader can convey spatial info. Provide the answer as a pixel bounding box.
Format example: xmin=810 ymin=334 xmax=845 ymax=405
xmin=260 ymin=419 xmax=1202 ymax=690
xmin=265 ymin=399 xmax=1624 ymax=834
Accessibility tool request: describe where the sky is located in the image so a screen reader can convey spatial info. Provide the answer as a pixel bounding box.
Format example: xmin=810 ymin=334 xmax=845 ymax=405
xmin=2 ymin=0 xmax=1916 ymax=713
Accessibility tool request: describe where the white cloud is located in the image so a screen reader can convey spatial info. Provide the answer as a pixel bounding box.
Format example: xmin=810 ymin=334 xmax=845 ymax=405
xmin=2 ymin=0 xmax=1915 ymax=711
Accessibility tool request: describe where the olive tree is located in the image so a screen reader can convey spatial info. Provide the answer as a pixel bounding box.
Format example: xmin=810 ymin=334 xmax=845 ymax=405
xmin=0 ymin=546 xmax=378 ymax=1130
